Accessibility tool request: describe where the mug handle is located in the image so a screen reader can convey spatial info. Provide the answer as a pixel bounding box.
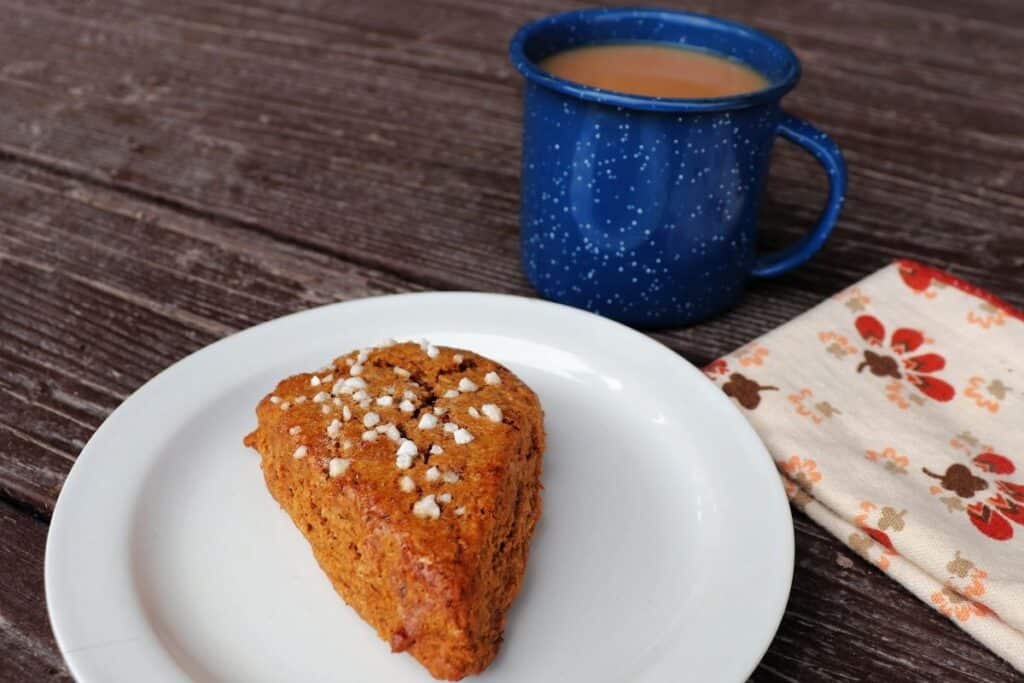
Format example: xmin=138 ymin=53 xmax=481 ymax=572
xmin=751 ymin=112 xmax=847 ymax=278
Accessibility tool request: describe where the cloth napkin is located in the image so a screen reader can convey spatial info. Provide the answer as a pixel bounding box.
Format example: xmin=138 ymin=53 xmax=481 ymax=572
xmin=705 ymin=259 xmax=1024 ymax=671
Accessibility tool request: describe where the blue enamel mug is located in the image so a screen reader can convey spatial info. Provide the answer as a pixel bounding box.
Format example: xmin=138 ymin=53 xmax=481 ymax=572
xmin=509 ymin=8 xmax=846 ymax=327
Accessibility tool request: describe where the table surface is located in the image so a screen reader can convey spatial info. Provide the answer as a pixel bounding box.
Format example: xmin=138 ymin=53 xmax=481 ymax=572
xmin=2 ymin=0 xmax=1022 ymax=680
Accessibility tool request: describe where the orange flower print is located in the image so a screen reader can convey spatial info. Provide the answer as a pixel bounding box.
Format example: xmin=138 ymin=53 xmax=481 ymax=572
xmin=963 ymin=376 xmax=1011 ymax=414
xmin=851 ymin=501 xmax=903 ymax=570
xmin=854 ymin=315 xmax=955 ymax=402
xmin=779 ymin=455 xmax=821 ymax=487
xmin=835 ymin=286 xmax=871 ymax=312
xmin=818 ymin=330 xmax=858 ymax=359
xmin=788 ymin=388 xmax=840 ymax=425
xmin=931 ymin=551 xmax=992 ymax=622
xmin=737 ymin=343 xmax=769 ymax=367
xmin=865 ymin=447 xmax=909 ymax=474
xmin=924 ymin=451 xmax=1024 ymax=541
xmin=966 ymin=302 xmax=1006 ymax=330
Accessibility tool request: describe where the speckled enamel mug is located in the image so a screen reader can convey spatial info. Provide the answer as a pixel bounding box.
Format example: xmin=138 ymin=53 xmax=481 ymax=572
xmin=509 ymin=8 xmax=846 ymax=328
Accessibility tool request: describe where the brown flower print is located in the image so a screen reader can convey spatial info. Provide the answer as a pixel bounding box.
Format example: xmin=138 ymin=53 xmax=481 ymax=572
xmin=722 ymin=373 xmax=777 ymax=409
xmin=854 ymin=315 xmax=955 ymax=402
xmin=924 ymin=451 xmax=1024 ymax=541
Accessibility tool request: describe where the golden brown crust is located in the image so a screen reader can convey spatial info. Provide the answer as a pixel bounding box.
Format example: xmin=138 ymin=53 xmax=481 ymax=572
xmin=243 ymin=342 xmax=544 ymax=680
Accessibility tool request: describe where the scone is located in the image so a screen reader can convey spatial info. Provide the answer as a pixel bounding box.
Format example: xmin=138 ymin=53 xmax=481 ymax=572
xmin=243 ymin=340 xmax=545 ymax=680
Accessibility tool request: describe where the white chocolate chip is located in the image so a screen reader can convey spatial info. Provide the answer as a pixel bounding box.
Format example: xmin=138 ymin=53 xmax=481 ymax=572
xmin=313 ymin=391 xmax=331 ymax=404
xmin=454 ymin=428 xmax=474 ymax=445
xmin=326 ymin=419 xmax=342 ymax=438
xmin=321 ymin=374 xmax=334 ymax=384
xmin=468 ymin=406 xmax=480 ymax=418
xmin=310 ymin=376 xmax=322 ymax=387
xmin=350 ymin=363 xmax=363 ymax=376
xmin=430 ymin=444 xmax=444 ymax=455
xmin=393 ymin=366 xmax=410 ymax=378
xmin=288 ymin=426 xmax=302 ymax=436
xmin=413 ymin=494 xmax=441 ymax=519
xmin=328 ymin=458 xmax=350 ymax=477
xmin=438 ymin=492 xmax=452 ymax=504
xmin=443 ymin=389 xmax=460 ymax=399
xmin=443 ymin=422 xmax=459 ymax=434
xmin=453 ymin=353 xmax=464 ymax=363
xmin=443 ymin=470 xmax=460 ymax=484
xmin=293 ymin=446 xmax=308 ymax=459
xmin=293 ymin=396 xmax=307 ymax=404
xmin=481 ymin=403 xmax=502 ymax=423
xmin=362 ymin=430 xmax=378 ymax=442
xmin=484 ymin=371 xmax=501 ymax=386
xmin=363 ymin=412 xmax=381 ymax=428
xmin=458 ymin=378 xmax=478 ymax=392
xmin=433 ymin=406 xmax=447 ymax=416
xmin=269 ymin=395 xmax=282 ymax=404
xmin=376 ymin=395 xmax=394 ymax=407
xmin=425 ymin=466 xmax=441 ymax=483
xmin=418 ymin=413 xmax=438 ymax=430
xmin=342 ymin=405 xmax=352 ymax=421
xmin=353 ymin=389 xmax=369 ymax=402
xmin=331 ymin=379 xmax=348 ymax=395
xmin=399 ymin=475 xmax=416 ymax=493
xmin=399 ymin=399 xmax=415 ymax=413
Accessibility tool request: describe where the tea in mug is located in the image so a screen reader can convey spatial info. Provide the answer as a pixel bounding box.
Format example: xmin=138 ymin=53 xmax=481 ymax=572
xmin=539 ymin=43 xmax=768 ymax=99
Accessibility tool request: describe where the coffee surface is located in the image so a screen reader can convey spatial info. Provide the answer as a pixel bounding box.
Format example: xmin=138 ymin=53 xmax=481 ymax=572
xmin=539 ymin=43 xmax=768 ymax=99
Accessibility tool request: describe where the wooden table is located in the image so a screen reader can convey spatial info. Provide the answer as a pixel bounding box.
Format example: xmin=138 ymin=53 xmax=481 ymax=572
xmin=2 ymin=0 xmax=1022 ymax=680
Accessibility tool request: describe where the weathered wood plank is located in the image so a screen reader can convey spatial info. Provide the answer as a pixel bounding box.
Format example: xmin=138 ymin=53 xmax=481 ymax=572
xmin=0 ymin=500 xmax=71 ymax=681
xmin=0 ymin=0 xmax=1021 ymax=317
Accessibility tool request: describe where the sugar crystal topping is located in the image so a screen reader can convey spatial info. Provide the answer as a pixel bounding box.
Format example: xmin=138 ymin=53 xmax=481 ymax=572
xmin=328 ymin=458 xmax=350 ymax=477
xmin=413 ymin=494 xmax=441 ymax=519
xmin=458 ymin=377 xmax=478 ymax=392
xmin=292 ymin=445 xmax=308 ymax=459
xmin=484 ymin=371 xmax=501 ymax=386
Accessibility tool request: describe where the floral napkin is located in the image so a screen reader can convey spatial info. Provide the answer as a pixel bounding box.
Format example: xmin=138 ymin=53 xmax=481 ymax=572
xmin=705 ymin=260 xmax=1024 ymax=671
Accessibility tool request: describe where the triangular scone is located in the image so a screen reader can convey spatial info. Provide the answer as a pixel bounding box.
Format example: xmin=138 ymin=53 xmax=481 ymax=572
xmin=244 ymin=342 xmax=545 ymax=680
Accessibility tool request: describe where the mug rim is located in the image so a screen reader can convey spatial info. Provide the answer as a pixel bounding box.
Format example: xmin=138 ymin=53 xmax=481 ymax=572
xmin=508 ymin=7 xmax=801 ymax=112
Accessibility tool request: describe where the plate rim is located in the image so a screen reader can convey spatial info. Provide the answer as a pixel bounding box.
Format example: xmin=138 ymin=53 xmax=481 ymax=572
xmin=45 ymin=291 xmax=794 ymax=682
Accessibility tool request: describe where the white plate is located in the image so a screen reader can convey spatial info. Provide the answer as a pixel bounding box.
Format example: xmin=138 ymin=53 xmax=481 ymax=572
xmin=46 ymin=293 xmax=792 ymax=682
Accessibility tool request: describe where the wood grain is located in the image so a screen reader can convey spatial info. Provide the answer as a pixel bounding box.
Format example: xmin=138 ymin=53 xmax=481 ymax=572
xmin=0 ymin=0 xmax=1021 ymax=680
xmin=0 ymin=500 xmax=70 ymax=681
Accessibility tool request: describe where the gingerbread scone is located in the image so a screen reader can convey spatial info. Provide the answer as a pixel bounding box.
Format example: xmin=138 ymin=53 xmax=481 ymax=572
xmin=243 ymin=341 xmax=545 ymax=680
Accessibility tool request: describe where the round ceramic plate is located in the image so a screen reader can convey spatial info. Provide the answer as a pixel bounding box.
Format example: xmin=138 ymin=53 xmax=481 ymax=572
xmin=46 ymin=293 xmax=792 ymax=682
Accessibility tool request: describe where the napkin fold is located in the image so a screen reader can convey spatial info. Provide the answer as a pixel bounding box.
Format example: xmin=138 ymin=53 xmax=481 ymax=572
xmin=706 ymin=260 xmax=1024 ymax=671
